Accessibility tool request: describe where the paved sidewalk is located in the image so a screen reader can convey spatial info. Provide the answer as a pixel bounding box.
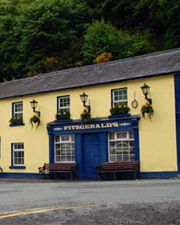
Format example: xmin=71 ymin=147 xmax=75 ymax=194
xmin=0 ymin=179 xmax=180 ymax=224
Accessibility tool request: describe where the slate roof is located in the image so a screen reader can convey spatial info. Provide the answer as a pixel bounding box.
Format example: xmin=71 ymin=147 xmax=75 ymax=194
xmin=0 ymin=48 xmax=180 ymax=100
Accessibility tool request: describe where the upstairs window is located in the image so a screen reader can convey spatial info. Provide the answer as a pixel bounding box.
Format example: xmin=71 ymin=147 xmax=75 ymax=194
xmin=112 ymin=88 xmax=127 ymax=107
xmin=57 ymin=96 xmax=70 ymax=114
xmin=13 ymin=102 xmax=23 ymax=118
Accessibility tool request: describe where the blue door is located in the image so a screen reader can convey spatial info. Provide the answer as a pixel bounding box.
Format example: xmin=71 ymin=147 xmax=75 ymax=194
xmin=83 ymin=134 xmax=100 ymax=179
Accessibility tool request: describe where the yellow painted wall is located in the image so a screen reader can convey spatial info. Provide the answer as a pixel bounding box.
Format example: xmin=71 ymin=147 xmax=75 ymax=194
xmin=0 ymin=74 xmax=177 ymax=173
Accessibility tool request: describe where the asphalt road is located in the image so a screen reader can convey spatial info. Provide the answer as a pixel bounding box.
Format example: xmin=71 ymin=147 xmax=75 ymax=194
xmin=0 ymin=179 xmax=180 ymax=224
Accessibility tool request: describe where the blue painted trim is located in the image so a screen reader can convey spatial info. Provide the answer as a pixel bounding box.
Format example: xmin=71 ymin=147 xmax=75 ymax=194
xmin=140 ymin=171 xmax=178 ymax=179
xmin=54 ymin=119 xmax=72 ymax=123
xmin=49 ymin=133 xmax=54 ymax=164
xmin=75 ymin=134 xmax=82 ymax=179
xmin=48 ymin=116 xmax=140 ymax=135
xmin=47 ymin=116 xmax=140 ymax=180
xmin=9 ymin=123 xmax=25 ymax=127
xmin=9 ymin=166 xmax=26 ymax=169
xmin=1 ymin=172 xmax=39 ymax=179
xmin=175 ymin=75 xmax=180 ymax=172
xmin=109 ymin=114 xmax=131 ymax=119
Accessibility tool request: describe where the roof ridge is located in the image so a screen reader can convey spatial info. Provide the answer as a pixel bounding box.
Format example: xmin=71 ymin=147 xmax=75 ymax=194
xmin=1 ymin=48 xmax=180 ymax=85
xmin=35 ymin=47 xmax=180 ymax=79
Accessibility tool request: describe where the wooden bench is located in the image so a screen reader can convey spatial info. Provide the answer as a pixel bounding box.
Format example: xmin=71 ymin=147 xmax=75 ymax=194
xmin=96 ymin=161 xmax=140 ymax=180
xmin=0 ymin=167 xmax=3 ymax=176
xmin=38 ymin=163 xmax=77 ymax=180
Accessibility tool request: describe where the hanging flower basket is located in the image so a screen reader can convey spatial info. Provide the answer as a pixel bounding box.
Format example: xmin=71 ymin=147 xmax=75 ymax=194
xmin=80 ymin=109 xmax=91 ymax=123
xmin=141 ymin=103 xmax=154 ymax=119
xmin=30 ymin=114 xmax=41 ymax=128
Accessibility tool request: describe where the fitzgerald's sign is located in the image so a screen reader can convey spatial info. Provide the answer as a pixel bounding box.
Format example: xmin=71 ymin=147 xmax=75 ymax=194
xmin=53 ymin=121 xmax=131 ymax=132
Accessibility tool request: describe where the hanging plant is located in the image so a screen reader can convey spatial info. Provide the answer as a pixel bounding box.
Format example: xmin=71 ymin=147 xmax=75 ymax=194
xmin=30 ymin=114 xmax=41 ymax=128
xmin=80 ymin=109 xmax=91 ymax=123
xmin=110 ymin=104 xmax=130 ymax=115
xmin=141 ymin=103 xmax=154 ymax=119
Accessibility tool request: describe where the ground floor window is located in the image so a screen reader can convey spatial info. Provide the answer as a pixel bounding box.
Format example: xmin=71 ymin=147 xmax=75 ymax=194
xmin=108 ymin=131 xmax=135 ymax=161
xmin=12 ymin=143 xmax=24 ymax=165
xmin=54 ymin=134 xmax=75 ymax=162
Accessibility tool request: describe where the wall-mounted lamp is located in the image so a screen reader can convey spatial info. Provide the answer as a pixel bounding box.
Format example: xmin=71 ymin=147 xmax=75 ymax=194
xmin=30 ymin=99 xmax=41 ymax=117
xmin=141 ymin=83 xmax=152 ymax=105
xmin=79 ymin=92 xmax=91 ymax=113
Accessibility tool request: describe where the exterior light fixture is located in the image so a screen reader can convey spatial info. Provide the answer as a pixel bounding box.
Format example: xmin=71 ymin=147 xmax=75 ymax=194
xmin=30 ymin=99 xmax=41 ymax=117
xmin=141 ymin=83 xmax=152 ymax=105
xmin=79 ymin=92 xmax=91 ymax=113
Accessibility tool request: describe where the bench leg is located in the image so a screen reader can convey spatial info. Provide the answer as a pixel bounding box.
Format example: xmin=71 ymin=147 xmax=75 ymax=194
xmin=113 ymin=173 xmax=117 ymax=180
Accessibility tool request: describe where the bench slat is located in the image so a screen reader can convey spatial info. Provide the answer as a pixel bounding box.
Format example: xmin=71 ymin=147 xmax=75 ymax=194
xmin=97 ymin=161 xmax=140 ymax=180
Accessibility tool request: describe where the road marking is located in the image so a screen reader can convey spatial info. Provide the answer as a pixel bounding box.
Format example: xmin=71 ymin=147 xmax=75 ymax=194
xmin=0 ymin=203 xmax=102 ymax=220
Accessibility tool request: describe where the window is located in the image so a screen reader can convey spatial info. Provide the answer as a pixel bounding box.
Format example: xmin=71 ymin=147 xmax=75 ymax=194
xmin=57 ymin=96 xmax=70 ymax=114
xmin=109 ymin=131 xmax=135 ymax=162
xmin=13 ymin=102 xmax=23 ymax=118
xmin=112 ymin=88 xmax=127 ymax=107
xmin=12 ymin=143 xmax=24 ymax=166
xmin=54 ymin=134 xmax=75 ymax=162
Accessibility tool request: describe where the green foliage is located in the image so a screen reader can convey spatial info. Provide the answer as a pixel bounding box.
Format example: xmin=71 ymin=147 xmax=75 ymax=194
xmin=83 ymin=19 xmax=153 ymax=63
xmin=56 ymin=109 xmax=71 ymax=120
xmin=141 ymin=103 xmax=154 ymax=119
xmin=110 ymin=105 xmax=130 ymax=115
xmin=9 ymin=115 xmax=23 ymax=124
xmin=0 ymin=0 xmax=180 ymax=81
xmin=80 ymin=109 xmax=91 ymax=123
xmin=30 ymin=114 xmax=41 ymax=128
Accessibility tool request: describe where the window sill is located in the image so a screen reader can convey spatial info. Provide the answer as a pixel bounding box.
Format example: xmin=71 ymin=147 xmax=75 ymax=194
xmin=9 ymin=123 xmax=25 ymax=127
xmin=9 ymin=166 xmax=26 ymax=169
xmin=55 ymin=119 xmax=72 ymax=123
xmin=109 ymin=113 xmax=131 ymax=119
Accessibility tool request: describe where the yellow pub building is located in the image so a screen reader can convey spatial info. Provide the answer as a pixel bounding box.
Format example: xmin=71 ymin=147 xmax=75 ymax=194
xmin=0 ymin=48 xmax=180 ymax=180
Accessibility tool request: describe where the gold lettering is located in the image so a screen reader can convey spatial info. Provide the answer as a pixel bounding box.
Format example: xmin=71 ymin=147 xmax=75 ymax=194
xmin=106 ymin=123 xmax=112 ymax=128
xmin=64 ymin=126 xmax=70 ymax=130
xmin=112 ymin=122 xmax=118 ymax=127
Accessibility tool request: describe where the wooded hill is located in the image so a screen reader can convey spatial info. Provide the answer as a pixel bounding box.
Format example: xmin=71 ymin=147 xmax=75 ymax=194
xmin=0 ymin=0 xmax=179 ymax=82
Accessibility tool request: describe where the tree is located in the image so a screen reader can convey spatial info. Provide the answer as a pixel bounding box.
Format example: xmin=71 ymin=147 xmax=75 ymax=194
xmin=82 ymin=19 xmax=153 ymax=63
xmin=0 ymin=0 xmax=89 ymax=80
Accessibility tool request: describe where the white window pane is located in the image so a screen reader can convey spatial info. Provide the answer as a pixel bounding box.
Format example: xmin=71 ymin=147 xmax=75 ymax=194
xmin=54 ymin=134 xmax=75 ymax=162
xmin=109 ymin=131 xmax=135 ymax=162
xmin=109 ymin=133 xmax=115 ymax=140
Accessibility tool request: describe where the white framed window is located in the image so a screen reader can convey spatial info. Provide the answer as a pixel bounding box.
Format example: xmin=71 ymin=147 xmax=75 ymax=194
xmin=13 ymin=102 xmax=23 ymax=118
xmin=112 ymin=88 xmax=127 ymax=107
xmin=54 ymin=134 xmax=75 ymax=162
xmin=57 ymin=96 xmax=70 ymax=114
xmin=12 ymin=143 xmax=24 ymax=166
xmin=108 ymin=131 xmax=135 ymax=162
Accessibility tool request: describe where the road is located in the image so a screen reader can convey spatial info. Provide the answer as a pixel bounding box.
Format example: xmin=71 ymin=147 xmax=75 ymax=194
xmin=0 ymin=179 xmax=180 ymax=224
